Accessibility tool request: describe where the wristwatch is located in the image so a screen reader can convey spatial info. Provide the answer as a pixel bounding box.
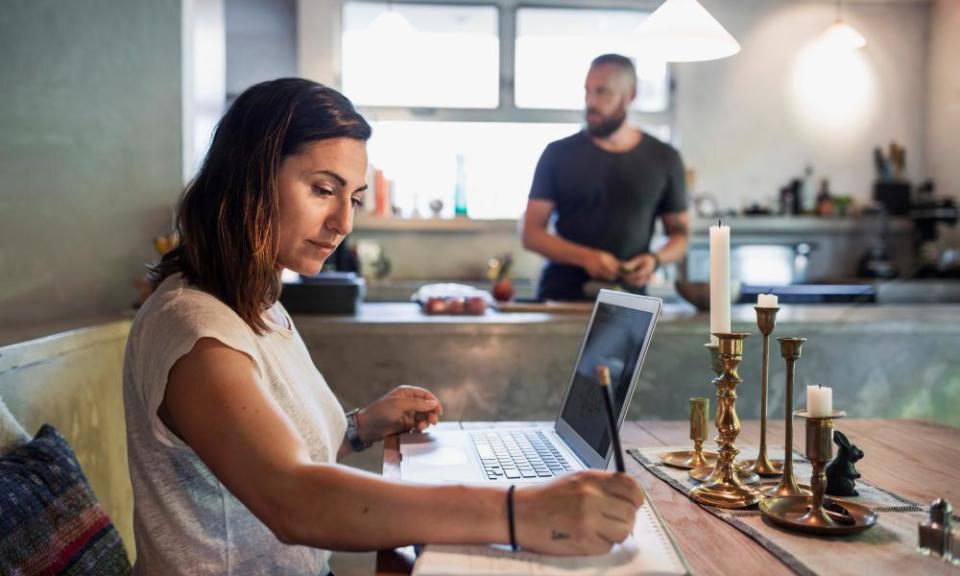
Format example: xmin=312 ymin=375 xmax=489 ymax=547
xmin=651 ymin=253 xmax=662 ymax=271
xmin=345 ymin=409 xmax=371 ymax=452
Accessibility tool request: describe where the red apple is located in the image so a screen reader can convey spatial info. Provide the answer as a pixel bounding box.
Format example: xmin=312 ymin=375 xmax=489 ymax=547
xmin=425 ymin=297 xmax=447 ymax=314
xmin=464 ymin=296 xmax=486 ymax=315
xmin=492 ymin=279 xmax=514 ymax=302
xmin=446 ymin=297 xmax=465 ymax=314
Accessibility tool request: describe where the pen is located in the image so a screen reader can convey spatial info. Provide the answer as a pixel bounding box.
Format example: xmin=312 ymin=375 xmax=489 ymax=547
xmin=596 ymin=365 xmax=625 ymax=473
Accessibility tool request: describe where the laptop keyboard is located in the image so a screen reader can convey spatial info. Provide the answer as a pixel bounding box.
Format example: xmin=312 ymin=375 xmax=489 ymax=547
xmin=471 ymin=430 xmax=573 ymax=480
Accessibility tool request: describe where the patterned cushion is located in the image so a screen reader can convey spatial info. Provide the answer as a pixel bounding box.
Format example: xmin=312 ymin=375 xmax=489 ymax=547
xmin=0 ymin=424 xmax=131 ymax=575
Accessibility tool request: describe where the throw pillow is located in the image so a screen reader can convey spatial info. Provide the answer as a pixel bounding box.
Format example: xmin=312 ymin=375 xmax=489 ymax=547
xmin=0 ymin=424 xmax=131 ymax=575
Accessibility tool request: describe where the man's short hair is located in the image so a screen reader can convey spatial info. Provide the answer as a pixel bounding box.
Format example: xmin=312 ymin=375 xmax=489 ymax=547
xmin=590 ymin=54 xmax=637 ymax=89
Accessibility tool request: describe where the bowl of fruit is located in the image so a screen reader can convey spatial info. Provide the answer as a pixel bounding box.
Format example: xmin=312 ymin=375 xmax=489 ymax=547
xmin=413 ymin=283 xmax=492 ymax=316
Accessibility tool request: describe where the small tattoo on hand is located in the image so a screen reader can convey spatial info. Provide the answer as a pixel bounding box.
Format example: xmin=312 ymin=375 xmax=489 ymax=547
xmin=551 ymin=530 xmax=570 ymax=540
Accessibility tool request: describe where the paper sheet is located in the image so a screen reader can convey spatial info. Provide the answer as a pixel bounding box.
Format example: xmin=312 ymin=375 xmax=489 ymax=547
xmin=412 ymin=502 xmax=687 ymax=576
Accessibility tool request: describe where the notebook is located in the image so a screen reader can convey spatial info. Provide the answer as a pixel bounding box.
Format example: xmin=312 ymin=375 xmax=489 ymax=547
xmin=412 ymin=499 xmax=689 ymax=575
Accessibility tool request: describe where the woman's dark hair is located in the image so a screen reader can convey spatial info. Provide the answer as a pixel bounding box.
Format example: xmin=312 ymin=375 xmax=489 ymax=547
xmin=150 ymin=78 xmax=372 ymax=334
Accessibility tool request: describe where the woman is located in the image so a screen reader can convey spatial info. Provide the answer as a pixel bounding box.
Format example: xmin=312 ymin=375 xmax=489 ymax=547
xmin=123 ymin=78 xmax=643 ymax=575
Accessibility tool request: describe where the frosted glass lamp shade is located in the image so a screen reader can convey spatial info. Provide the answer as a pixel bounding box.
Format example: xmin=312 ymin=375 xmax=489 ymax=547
xmin=634 ymin=0 xmax=741 ymax=62
xmin=820 ymin=20 xmax=867 ymax=51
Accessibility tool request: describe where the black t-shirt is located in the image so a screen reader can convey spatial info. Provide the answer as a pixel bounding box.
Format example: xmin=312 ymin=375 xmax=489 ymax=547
xmin=529 ymin=130 xmax=687 ymax=301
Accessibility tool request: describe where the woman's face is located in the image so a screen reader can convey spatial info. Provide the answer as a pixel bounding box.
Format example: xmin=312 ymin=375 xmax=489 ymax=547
xmin=276 ymin=138 xmax=368 ymax=276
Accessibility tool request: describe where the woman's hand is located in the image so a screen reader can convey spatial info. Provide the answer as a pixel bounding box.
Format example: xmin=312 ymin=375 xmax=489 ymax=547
xmin=514 ymin=470 xmax=644 ymax=555
xmin=357 ymin=385 xmax=443 ymax=444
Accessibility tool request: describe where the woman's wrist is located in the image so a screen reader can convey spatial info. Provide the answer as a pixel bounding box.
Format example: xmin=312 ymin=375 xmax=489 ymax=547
xmin=355 ymin=408 xmax=377 ymax=445
xmin=345 ymin=409 xmax=373 ymax=451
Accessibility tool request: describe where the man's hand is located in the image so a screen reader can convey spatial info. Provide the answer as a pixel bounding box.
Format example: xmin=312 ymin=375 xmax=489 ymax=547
xmin=357 ymin=386 xmax=443 ymax=443
xmin=580 ymin=249 xmax=621 ymax=282
xmin=620 ymin=254 xmax=658 ymax=288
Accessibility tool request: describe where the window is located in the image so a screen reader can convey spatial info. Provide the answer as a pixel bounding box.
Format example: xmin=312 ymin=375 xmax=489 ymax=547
xmin=341 ymin=1 xmax=673 ymax=220
xmin=342 ymin=2 xmax=499 ymax=108
xmin=515 ymin=8 xmax=668 ymax=112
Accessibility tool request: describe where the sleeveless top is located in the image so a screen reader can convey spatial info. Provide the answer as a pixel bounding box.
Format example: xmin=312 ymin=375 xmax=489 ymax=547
xmin=123 ymin=273 xmax=346 ymax=575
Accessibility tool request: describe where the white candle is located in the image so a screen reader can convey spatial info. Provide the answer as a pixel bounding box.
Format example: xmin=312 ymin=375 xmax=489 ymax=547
xmin=807 ymin=385 xmax=833 ymax=417
xmin=709 ymin=222 xmax=731 ymax=344
xmin=757 ymin=293 xmax=778 ymax=308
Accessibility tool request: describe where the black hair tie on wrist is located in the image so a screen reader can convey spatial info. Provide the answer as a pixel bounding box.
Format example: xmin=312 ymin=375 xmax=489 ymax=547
xmin=507 ymin=485 xmax=518 ymax=552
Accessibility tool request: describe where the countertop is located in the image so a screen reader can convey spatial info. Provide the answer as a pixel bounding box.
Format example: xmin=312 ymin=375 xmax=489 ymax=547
xmin=293 ymin=302 xmax=960 ymax=334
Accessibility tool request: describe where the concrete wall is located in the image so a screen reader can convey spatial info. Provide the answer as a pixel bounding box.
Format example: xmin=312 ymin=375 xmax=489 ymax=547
xmin=927 ymin=0 xmax=960 ymax=201
xmin=0 ymin=0 xmax=183 ymax=326
xmin=681 ymin=0 xmax=931 ymax=211
xmin=225 ymin=0 xmax=297 ymax=97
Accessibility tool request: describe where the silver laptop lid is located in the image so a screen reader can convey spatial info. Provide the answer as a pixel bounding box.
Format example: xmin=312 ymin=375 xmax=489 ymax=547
xmin=553 ymin=289 xmax=662 ymax=470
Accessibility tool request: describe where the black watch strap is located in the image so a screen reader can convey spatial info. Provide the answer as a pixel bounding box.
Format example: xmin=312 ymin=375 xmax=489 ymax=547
xmin=345 ymin=409 xmax=370 ymax=452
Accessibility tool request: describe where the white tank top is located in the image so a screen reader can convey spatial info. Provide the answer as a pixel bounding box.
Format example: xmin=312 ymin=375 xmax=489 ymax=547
xmin=123 ymin=273 xmax=345 ymax=575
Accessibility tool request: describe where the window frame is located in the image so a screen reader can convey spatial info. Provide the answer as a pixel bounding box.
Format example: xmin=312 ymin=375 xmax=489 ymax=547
xmin=339 ymin=0 xmax=674 ymax=129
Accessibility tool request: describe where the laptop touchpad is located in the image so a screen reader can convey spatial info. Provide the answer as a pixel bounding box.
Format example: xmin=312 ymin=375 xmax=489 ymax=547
xmin=402 ymin=431 xmax=470 ymax=466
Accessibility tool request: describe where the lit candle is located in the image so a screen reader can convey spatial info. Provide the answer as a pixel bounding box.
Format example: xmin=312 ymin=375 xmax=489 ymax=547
xmin=757 ymin=293 xmax=778 ymax=308
xmin=807 ymin=385 xmax=833 ymax=417
xmin=709 ymin=221 xmax=731 ymax=344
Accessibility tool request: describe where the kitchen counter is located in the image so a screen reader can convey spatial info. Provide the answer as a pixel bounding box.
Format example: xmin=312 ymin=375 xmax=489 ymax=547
xmin=295 ymin=303 xmax=960 ymax=428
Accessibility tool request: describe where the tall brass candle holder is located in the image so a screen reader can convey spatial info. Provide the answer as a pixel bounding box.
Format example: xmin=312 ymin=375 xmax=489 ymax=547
xmin=745 ymin=306 xmax=783 ymax=477
xmin=760 ymin=410 xmax=878 ymax=534
xmin=691 ymin=332 xmax=763 ymax=509
xmin=660 ymin=397 xmax=718 ymax=469
xmin=762 ymin=337 xmax=809 ymax=498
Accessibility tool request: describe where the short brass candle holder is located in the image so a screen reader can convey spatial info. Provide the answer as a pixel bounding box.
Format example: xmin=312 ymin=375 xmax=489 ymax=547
xmin=743 ymin=307 xmax=784 ymax=478
xmin=660 ymin=397 xmax=719 ymax=469
xmin=762 ymin=337 xmax=810 ymax=498
xmin=690 ymin=333 xmax=763 ymax=509
xmin=760 ymin=410 xmax=878 ymax=535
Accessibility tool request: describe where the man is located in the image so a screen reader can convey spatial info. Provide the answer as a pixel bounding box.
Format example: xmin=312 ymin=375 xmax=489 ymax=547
xmin=522 ymin=54 xmax=690 ymax=301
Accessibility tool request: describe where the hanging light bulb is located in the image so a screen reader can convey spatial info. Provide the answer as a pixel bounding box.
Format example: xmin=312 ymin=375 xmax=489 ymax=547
xmin=634 ymin=0 xmax=740 ymax=63
xmin=820 ymin=0 xmax=866 ymax=51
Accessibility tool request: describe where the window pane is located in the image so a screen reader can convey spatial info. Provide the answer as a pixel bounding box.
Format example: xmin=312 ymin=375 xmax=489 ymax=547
xmin=366 ymin=122 xmax=671 ymax=220
xmin=515 ymin=8 xmax=668 ymax=112
xmin=342 ymin=2 xmax=499 ymax=108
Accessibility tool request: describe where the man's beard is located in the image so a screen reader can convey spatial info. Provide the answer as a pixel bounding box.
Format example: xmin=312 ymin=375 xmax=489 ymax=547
xmin=585 ymin=108 xmax=627 ymax=138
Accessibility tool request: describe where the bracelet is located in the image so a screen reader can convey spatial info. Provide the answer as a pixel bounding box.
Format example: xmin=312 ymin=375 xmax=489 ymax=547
xmin=507 ymin=485 xmax=518 ymax=552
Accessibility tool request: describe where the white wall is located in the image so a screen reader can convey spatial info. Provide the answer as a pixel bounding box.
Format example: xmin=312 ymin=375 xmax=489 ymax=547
xmin=677 ymin=0 xmax=930 ymax=211
xmin=927 ymin=0 xmax=960 ymax=200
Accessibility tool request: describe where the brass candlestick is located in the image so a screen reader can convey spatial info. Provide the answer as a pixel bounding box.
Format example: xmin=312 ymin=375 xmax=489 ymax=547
xmin=690 ymin=344 xmax=758 ymax=484
xmin=760 ymin=410 xmax=877 ymax=534
xmin=763 ymin=337 xmax=809 ymax=498
xmin=691 ymin=332 xmax=762 ymax=509
xmin=660 ymin=397 xmax=718 ymax=469
xmin=747 ymin=307 xmax=783 ymax=478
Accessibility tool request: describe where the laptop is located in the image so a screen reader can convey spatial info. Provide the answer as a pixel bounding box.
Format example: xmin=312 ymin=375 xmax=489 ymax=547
xmin=400 ymin=289 xmax=662 ymax=485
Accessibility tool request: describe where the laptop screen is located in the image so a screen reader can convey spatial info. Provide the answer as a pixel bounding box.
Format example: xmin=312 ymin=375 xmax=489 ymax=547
xmin=558 ymin=301 xmax=655 ymax=459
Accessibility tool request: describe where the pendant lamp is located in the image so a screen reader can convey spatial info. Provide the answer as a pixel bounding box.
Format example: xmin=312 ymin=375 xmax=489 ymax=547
xmin=820 ymin=0 xmax=866 ymax=50
xmin=634 ymin=0 xmax=740 ymax=62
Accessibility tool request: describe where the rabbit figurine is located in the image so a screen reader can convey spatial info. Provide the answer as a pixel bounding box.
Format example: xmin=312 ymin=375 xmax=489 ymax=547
xmin=826 ymin=431 xmax=864 ymax=497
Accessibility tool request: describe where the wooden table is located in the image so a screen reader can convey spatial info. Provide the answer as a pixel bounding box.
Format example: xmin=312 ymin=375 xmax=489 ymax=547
xmin=376 ymin=419 xmax=960 ymax=575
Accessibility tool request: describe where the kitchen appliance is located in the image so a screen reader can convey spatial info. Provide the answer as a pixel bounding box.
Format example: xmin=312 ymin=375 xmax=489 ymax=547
xmin=280 ymin=271 xmax=365 ymax=314
xmin=911 ymin=181 xmax=959 ymax=278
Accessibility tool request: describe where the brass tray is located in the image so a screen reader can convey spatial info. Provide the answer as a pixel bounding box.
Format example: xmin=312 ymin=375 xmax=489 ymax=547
xmin=760 ymin=496 xmax=878 ymax=535
xmin=660 ymin=450 xmax=718 ymax=470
